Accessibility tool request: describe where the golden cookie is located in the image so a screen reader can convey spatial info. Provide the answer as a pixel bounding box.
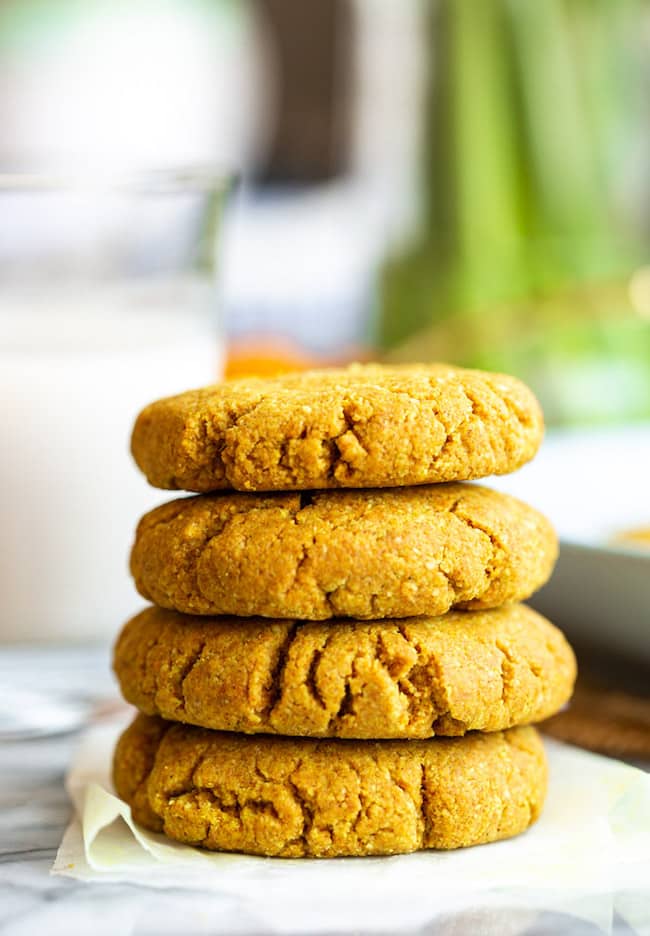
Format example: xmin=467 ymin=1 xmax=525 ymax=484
xmin=114 ymin=715 xmax=547 ymax=857
xmin=114 ymin=604 xmax=576 ymax=739
xmin=130 ymin=483 xmax=557 ymax=619
xmin=131 ymin=363 xmax=544 ymax=492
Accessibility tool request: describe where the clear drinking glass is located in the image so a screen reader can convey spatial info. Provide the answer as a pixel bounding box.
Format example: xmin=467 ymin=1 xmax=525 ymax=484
xmin=0 ymin=170 xmax=228 ymax=642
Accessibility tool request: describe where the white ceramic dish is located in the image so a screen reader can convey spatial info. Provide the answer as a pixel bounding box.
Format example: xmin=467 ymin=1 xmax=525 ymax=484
xmin=489 ymin=424 xmax=650 ymax=663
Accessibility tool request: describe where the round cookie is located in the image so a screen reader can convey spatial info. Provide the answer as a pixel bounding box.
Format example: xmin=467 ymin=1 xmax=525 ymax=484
xmin=131 ymin=363 xmax=544 ymax=493
xmin=114 ymin=604 xmax=576 ymax=739
xmin=114 ymin=715 xmax=547 ymax=857
xmin=130 ymin=483 xmax=557 ymax=620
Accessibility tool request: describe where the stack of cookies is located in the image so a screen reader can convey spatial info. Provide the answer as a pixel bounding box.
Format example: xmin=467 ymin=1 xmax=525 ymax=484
xmin=112 ymin=364 xmax=576 ymax=858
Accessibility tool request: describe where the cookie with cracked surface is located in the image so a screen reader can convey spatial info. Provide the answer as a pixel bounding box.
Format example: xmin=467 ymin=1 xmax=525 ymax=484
xmin=114 ymin=714 xmax=547 ymax=857
xmin=131 ymin=363 xmax=544 ymax=493
xmin=130 ymin=483 xmax=557 ymax=620
xmin=114 ymin=604 xmax=576 ymax=739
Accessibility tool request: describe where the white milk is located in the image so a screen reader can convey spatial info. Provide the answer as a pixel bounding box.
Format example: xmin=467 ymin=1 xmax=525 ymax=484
xmin=1 ymin=283 xmax=222 ymax=642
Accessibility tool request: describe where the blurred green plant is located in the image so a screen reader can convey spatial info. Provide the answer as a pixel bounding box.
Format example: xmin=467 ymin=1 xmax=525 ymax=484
xmin=379 ymin=0 xmax=650 ymax=423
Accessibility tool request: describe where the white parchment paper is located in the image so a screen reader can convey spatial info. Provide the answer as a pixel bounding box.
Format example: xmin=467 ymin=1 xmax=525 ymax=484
xmin=52 ymin=718 xmax=650 ymax=934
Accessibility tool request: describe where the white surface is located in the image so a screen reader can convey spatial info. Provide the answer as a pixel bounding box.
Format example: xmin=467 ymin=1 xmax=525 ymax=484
xmin=0 ymin=289 xmax=222 ymax=642
xmin=490 ymin=424 xmax=650 ymax=660
xmin=490 ymin=424 xmax=650 ymax=545
xmin=51 ymin=718 xmax=650 ymax=935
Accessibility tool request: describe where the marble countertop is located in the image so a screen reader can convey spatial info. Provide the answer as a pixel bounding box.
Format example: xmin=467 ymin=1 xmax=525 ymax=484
xmin=1 ymin=644 xmax=649 ymax=936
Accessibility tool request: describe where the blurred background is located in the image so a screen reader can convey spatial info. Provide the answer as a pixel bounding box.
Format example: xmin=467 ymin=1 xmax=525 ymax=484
xmin=0 ymin=0 xmax=649 ymax=765
xmin=2 ymin=0 xmax=650 ymax=417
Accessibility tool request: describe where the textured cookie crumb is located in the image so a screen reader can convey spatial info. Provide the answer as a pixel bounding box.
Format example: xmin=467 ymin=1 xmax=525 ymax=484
xmin=130 ymin=363 xmax=544 ymax=492
xmin=129 ymin=483 xmax=558 ymax=619
xmin=113 ymin=715 xmax=547 ymax=857
xmin=114 ymin=604 xmax=576 ymax=739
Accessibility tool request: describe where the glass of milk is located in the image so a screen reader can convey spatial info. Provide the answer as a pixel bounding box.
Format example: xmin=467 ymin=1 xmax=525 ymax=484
xmin=0 ymin=171 xmax=227 ymax=642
